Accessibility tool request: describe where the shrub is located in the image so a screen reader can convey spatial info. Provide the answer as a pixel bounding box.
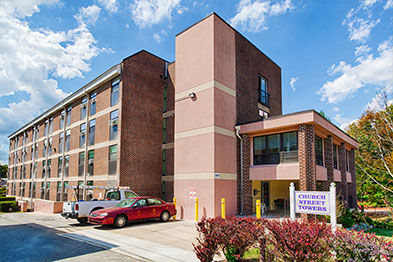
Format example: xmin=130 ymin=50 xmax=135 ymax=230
xmin=0 ymin=201 xmax=18 ymax=212
xmin=334 ymin=229 xmax=393 ymax=261
xmin=193 ymin=217 xmax=223 ymax=262
xmin=0 ymin=196 xmax=16 ymax=202
xmin=338 ymin=213 xmax=355 ymax=228
xmin=264 ymin=218 xmax=334 ymax=262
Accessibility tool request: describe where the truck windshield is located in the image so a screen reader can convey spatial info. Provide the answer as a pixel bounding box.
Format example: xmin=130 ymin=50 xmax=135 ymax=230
xmin=116 ymin=199 xmax=137 ymax=208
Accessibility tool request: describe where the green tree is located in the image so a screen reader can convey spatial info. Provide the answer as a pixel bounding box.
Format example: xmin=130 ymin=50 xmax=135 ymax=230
xmin=347 ymin=102 xmax=393 ymax=208
xmin=0 ymin=165 xmax=7 ymax=179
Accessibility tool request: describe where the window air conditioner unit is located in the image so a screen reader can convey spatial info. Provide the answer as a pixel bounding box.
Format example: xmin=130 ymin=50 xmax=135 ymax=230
xmin=80 ymin=131 xmax=86 ymax=136
xmin=90 ymin=98 xmax=96 ymax=104
xmin=109 ymin=119 xmax=118 ymax=126
xmin=88 ymin=159 xmax=94 ymax=165
xmin=60 ymin=115 xmax=64 ymax=119
xmin=81 ymin=104 xmax=87 ymax=109
xmin=44 ymin=141 xmax=48 ymax=146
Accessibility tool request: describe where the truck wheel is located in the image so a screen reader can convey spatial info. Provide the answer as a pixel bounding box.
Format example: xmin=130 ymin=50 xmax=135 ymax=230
xmin=114 ymin=215 xmax=127 ymax=228
xmin=77 ymin=218 xmax=88 ymax=224
xmin=160 ymin=211 xmax=170 ymax=222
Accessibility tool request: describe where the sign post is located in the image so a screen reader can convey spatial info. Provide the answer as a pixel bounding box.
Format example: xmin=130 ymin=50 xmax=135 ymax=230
xmin=290 ymin=182 xmax=337 ymax=232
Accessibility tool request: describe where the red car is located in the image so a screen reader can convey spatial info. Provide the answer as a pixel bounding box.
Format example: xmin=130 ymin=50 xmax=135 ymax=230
xmin=88 ymin=196 xmax=176 ymax=228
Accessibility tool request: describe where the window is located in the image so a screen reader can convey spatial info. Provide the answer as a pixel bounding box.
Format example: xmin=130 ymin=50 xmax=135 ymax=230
xmin=62 ymin=182 xmax=68 ymax=201
xmin=111 ymin=77 xmax=120 ymax=106
xmin=32 ymin=182 xmax=36 ymax=198
xmin=42 ymin=160 xmax=46 ymax=178
xmin=259 ymin=109 xmax=269 ymax=119
xmin=163 ymin=118 xmax=167 ymax=144
xmin=333 ymin=144 xmax=338 ymax=169
xmin=163 ymin=86 xmax=167 ymax=112
xmin=80 ymin=123 xmax=86 ymax=148
xmin=346 ymin=150 xmax=350 ymax=172
xmin=124 ymin=191 xmax=137 ymax=198
xmin=35 ymin=127 xmax=39 ymax=140
xmin=59 ymin=132 xmax=64 ymax=153
xmin=43 ymin=139 xmax=47 ymax=158
xmin=34 ymin=143 xmax=38 ymax=159
xmin=60 ymin=110 xmax=65 ymax=129
xmin=258 ymin=76 xmax=269 ymax=106
xmin=57 ymin=182 xmax=61 ymax=201
xmin=162 ymin=149 xmax=166 ymax=176
xmin=65 ymin=130 xmax=70 ymax=151
xmin=107 ymin=191 xmax=120 ymax=200
xmin=49 ymin=117 xmax=53 ymax=134
xmin=22 ymin=165 xmax=26 ymax=179
xmin=148 ymin=198 xmax=162 ymax=206
xmin=88 ymin=150 xmax=94 ymax=176
xmin=31 ymin=146 xmax=33 ymax=160
xmin=109 ymin=110 xmax=119 ymax=140
xmin=86 ymin=181 xmax=94 ymax=201
xmin=48 ymin=137 xmax=52 ymax=156
xmin=29 ymin=163 xmax=33 ymax=178
xmin=34 ymin=162 xmax=37 ymax=178
xmin=81 ymin=97 xmax=87 ymax=119
xmin=89 ymin=120 xmax=95 ymax=145
xmin=66 ymin=106 xmax=72 ymax=126
xmin=78 ymin=181 xmax=84 ymax=200
xmin=253 ymin=131 xmax=298 ymax=165
xmin=41 ymin=182 xmax=45 ymax=199
xmin=44 ymin=121 xmax=48 ymax=136
xmin=315 ymin=136 xmax=324 ymax=166
xmin=20 ymin=182 xmax=25 ymax=198
xmin=47 ymin=159 xmax=51 ymax=178
xmin=64 ymin=155 xmax=69 ymax=177
xmin=78 ymin=152 xmax=85 ymax=177
xmin=108 ymin=145 xmax=117 ymax=175
xmin=58 ymin=156 xmax=63 ymax=177
xmin=90 ymin=92 xmax=97 ymax=116
xmin=45 ymin=182 xmax=50 ymax=200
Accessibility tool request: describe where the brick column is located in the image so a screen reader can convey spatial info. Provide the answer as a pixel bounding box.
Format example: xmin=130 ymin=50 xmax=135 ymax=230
xmin=298 ymin=124 xmax=316 ymax=191
xmin=323 ymin=135 xmax=334 ymax=191
xmin=338 ymin=143 xmax=348 ymax=204
xmin=238 ymin=134 xmax=252 ymax=215
xmin=348 ymin=149 xmax=357 ymax=208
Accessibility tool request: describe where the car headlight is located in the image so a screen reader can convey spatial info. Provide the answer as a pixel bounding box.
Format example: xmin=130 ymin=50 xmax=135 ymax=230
xmin=99 ymin=213 xmax=108 ymax=217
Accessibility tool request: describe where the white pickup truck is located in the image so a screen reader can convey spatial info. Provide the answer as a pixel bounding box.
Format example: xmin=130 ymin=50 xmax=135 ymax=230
xmin=61 ymin=188 xmax=138 ymax=224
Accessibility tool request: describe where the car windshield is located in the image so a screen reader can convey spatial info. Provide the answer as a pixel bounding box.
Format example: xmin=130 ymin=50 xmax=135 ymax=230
xmin=116 ymin=199 xmax=137 ymax=208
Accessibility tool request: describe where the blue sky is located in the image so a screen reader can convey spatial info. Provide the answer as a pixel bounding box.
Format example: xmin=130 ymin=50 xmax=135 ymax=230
xmin=0 ymin=0 xmax=392 ymax=164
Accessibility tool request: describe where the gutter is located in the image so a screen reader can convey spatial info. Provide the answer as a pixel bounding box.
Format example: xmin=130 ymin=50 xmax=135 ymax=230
xmin=235 ymin=126 xmax=243 ymax=215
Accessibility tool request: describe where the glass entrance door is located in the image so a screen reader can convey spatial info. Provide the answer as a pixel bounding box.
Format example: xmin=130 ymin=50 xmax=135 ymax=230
xmin=261 ymin=182 xmax=270 ymax=211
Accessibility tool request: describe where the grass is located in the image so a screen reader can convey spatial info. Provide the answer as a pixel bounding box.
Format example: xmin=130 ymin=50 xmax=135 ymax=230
xmin=243 ymin=248 xmax=259 ymax=259
xmin=370 ymin=227 xmax=393 ymax=238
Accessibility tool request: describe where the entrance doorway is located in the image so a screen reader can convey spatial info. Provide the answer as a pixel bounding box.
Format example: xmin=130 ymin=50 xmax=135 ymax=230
xmin=261 ymin=182 xmax=270 ymax=211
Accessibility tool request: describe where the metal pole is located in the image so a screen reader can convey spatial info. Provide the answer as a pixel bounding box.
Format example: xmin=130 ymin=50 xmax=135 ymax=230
xmin=330 ymin=182 xmax=337 ymax=232
xmin=195 ymin=197 xmax=199 ymax=221
xmin=221 ymin=198 xmax=226 ymax=219
xmin=173 ymin=197 xmax=176 ymax=220
xmin=290 ymin=182 xmax=295 ymax=220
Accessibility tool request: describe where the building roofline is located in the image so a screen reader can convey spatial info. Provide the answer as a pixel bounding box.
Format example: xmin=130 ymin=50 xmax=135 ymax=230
xmin=8 ymin=64 xmax=121 ymax=139
xmin=176 ymin=12 xmax=281 ymax=69
xmin=236 ymin=109 xmax=358 ymax=147
xmin=122 ymin=49 xmax=170 ymax=63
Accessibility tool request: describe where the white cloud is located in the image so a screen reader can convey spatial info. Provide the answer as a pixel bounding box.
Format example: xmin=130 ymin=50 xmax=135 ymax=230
xmin=334 ymin=114 xmax=356 ymax=131
xmin=0 ymin=0 xmax=58 ymax=18
xmin=333 ymin=107 xmax=340 ymax=112
xmin=354 ymin=45 xmax=371 ymax=56
xmin=0 ymin=2 xmax=102 ymax=163
xmin=361 ymin=0 xmax=378 ymax=8
xmin=289 ymin=77 xmax=298 ymax=91
xmin=384 ymin=0 xmax=393 ymax=9
xmin=153 ymin=30 xmax=167 ymax=43
xmin=130 ymin=0 xmax=181 ymax=28
xmin=97 ymin=0 xmax=118 ymax=13
xmin=75 ymin=5 xmax=101 ymax=25
xmin=230 ymin=0 xmax=293 ymax=32
xmin=319 ymin=38 xmax=393 ymax=104
xmin=176 ymin=5 xmax=188 ymax=14
xmin=343 ymin=17 xmax=380 ymax=42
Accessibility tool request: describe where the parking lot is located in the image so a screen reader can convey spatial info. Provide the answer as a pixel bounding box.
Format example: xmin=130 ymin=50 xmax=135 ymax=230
xmin=0 ymin=212 xmax=199 ymax=262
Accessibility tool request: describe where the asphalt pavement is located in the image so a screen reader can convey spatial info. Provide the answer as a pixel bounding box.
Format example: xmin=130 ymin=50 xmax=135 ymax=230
xmin=0 ymin=215 xmax=144 ymax=262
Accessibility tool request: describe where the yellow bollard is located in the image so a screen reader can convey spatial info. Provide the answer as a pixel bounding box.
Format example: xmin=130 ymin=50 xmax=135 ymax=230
xmin=221 ymin=198 xmax=226 ymax=219
xmin=195 ymin=198 xmax=199 ymax=221
xmin=256 ymin=199 xmax=261 ymax=219
xmin=173 ymin=197 xmax=176 ymax=220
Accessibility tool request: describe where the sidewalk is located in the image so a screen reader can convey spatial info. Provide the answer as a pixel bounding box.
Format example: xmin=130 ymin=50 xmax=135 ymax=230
xmin=0 ymin=212 xmax=199 ymax=262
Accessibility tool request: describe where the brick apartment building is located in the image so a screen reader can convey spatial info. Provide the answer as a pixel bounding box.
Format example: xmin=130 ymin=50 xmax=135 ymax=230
xmin=7 ymin=13 xmax=358 ymax=218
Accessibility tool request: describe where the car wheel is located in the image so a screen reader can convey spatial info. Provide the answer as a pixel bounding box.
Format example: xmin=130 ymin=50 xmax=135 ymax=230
xmin=114 ymin=215 xmax=128 ymax=228
xmin=160 ymin=211 xmax=170 ymax=222
xmin=77 ymin=218 xmax=88 ymax=224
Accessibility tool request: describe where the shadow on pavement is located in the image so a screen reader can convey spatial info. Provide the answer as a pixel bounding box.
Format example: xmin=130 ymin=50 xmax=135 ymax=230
xmin=94 ymin=218 xmax=185 ymax=231
xmin=0 ymin=223 xmax=119 ymax=262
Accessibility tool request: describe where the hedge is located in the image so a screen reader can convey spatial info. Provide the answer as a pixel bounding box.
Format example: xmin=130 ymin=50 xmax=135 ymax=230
xmin=193 ymin=216 xmax=393 ymax=262
xmin=0 ymin=201 xmax=18 ymax=212
xmin=0 ymin=197 xmax=16 ymax=202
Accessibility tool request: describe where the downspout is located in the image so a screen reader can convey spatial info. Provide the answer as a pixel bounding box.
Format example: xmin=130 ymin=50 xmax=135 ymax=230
xmin=235 ymin=126 xmax=243 ymax=215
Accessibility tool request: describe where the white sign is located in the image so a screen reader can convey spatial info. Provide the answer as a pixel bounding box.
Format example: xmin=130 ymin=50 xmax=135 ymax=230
xmin=290 ymin=183 xmax=337 ymax=232
xmin=295 ymin=191 xmax=330 ymax=215
xmin=189 ymin=187 xmax=196 ymax=199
